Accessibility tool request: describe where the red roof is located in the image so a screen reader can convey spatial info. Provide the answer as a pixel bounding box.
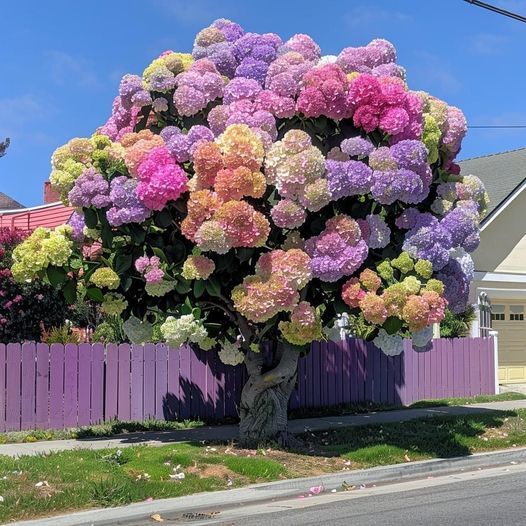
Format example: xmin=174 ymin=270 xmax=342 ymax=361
xmin=0 ymin=202 xmax=73 ymax=232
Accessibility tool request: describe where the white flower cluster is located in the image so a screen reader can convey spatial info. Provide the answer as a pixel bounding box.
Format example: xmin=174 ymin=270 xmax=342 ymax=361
xmin=160 ymin=314 xmax=215 ymax=350
xmin=373 ymin=329 xmax=404 ymax=356
xmin=411 ymin=325 xmax=434 ymax=350
xmin=218 ymin=340 xmax=245 ymax=366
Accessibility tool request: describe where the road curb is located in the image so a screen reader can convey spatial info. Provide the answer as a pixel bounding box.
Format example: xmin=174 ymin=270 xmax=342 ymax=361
xmin=10 ymin=447 xmax=526 ymax=526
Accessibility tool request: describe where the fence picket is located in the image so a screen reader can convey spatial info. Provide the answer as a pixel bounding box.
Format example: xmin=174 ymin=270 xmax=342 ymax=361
xmin=0 ymin=344 xmax=5 ymax=432
xmin=77 ymin=343 xmax=92 ymax=427
xmin=155 ymin=344 xmax=168 ymax=420
xmin=63 ymin=344 xmax=78 ymax=428
xmin=117 ymin=344 xmax=131 ymax=421
xmin=35 ymin=344 xmax=50 ymax=428
xmin=143 ymin=344 xmax=156 ymax=420
xmin=6 ymin=343 xmax=21 ymax=431
xmin=91 ymin=344 xmax=105 ymax=424
xmin=20 ymin=343 xmax=36 ymax=430
xmin=49 ymin=344 xmax=64 ymax=429
xmin=105 ymin=344 xmax=119 ymax=420
xmin=130 ymin=345 xmax=144 ymax=421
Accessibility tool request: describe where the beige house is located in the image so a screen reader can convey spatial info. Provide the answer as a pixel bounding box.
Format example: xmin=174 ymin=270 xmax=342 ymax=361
xmin=460 ymin=148 xmax=526 ymax=383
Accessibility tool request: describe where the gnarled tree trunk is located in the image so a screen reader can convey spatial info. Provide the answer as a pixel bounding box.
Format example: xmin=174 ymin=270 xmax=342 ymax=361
xmin=238 ymin=342 xmax=300 ymax=448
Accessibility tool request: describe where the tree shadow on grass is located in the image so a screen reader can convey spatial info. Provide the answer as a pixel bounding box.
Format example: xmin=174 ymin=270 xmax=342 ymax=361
xmin=294 ymin=410 xmax=518 ymax=461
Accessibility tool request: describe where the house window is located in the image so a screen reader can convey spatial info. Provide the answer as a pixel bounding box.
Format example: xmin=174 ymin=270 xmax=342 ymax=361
xmin=492 ymin=304 xmax=505 ymax=321
xmin=510 ymin=305 xmax=524 ymax=321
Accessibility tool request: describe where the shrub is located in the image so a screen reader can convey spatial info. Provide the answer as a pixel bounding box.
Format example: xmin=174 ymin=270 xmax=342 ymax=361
xmin=0 ymin=228 xmax=67 ymax=343
xmin=41 ymin=325 xmax=81 ymax=344
xmin=440 ymin=305 xmax=477 ymax=338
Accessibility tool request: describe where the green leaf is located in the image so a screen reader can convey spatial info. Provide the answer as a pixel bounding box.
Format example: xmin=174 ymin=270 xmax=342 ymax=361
xmin=101 ymin=225 xmax=113 ymax=248
xmin=175 ymin=278 xmax=191 ymax=295
xmin=69 ymin=257 xmax=83 ymax=270
xmin=236 ymin=248 xmax=254 ymax=263
xmin=152 ymin=246 xmax=168 ymax=263
xmin=193 ymin=279 xmax=205 ymax=299
xmin=83 ymin=208 xmax=98 ymax=228
xmin=46 ymin=266 xmax=67 ymax=287
xmin=114 ymin=253 xmax=133 ymax=274
xmin=62 ymin=279 xmax=77 ymax=304
xmin=122 ymin=277 xmax=133 ymax=292
xmin=154 ymin=209 xmax=173 ymax=228
xmin=86 ymin=287 xmax=104 ymax=302
xmin=192 ymin=307 xmax=202 ymax=319
xmin=205 ymin=278 xmax=222 ymax=298
xmin=128 ymin=224 xmax=146 ymax=244
xmin=383 ymin=316 xmax=403 ymax=335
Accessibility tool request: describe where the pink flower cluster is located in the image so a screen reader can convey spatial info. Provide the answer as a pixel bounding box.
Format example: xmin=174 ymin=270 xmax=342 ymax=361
xmin=296 ymin=64 xmax=351 ymax=120
xmin=349 ymin=75 xmax=423 ymax=137
xmin=135 ymin=255 xmax=164 ymax=284
xmin=136 ymin=147 xmax=188 ymax=210
xmin=232 ymin=249 xmax=311 ymax=322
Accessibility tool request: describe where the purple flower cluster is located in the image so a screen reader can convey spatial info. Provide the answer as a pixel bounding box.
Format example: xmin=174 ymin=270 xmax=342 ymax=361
xmin=369 ymin=140 xmax=431 ymax=205
xmin=340 ymin=137 xmax=375 ymax=159
xmin=437 ymin=258 xmax=471 ymax=314
xmin=98 ymin=96 xmax=139 ymax=141
xmin=366 ymin=214 xmax=390 ymax=249
xmin=208 ymin=98 xmax=277 ymax=141
xmin=119 ymin=74 xmax=152 ymax=110
xmin=399 ymin=210 xmax=452 ymax=270
xmin=67 ymin=211 xmax=86 ymax=242
xmin=106 ymin=176 xmax=151 ymax=227
xmin=161 ymin=125 xmax=214 ymax=162
xmin=337 ymin=39 xmax=399 ymax=76
xmin=326 ymin=159 xmax=373 ymax=199
xmin=305 ymin=217 xmax=369 ymax=282
xmin=173 ymin=59 xmax=224 ymax=116
xmin=68 ymin=168 xmax=111 ymax=208
xmin=440 ymin=204 xmax=480 ymax=252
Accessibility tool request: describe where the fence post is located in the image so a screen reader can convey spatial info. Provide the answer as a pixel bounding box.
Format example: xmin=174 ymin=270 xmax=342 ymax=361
xmin=489 ymin=330 xmax=499 ymax=394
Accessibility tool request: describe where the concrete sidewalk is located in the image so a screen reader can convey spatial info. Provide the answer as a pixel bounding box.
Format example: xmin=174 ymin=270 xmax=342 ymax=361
xmin=2 ymin=399 xmax=526 ymax=457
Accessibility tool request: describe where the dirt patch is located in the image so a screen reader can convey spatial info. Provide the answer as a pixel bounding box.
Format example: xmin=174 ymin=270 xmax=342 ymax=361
xmin=187 ymin=463 xmax=236 ymax=480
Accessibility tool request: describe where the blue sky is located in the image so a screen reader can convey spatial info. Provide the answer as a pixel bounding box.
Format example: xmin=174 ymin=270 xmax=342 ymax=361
xmin=1 ymin=0 xmax=525 ymax=207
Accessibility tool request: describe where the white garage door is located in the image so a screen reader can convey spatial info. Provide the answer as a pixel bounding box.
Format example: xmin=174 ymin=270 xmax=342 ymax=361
xmin=492 ymin=301 xmax=526 ymax=383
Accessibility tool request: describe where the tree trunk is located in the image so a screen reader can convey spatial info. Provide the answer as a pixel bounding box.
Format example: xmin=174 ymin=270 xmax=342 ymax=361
xmin=238 ymin=342 xmax=300 ymax=448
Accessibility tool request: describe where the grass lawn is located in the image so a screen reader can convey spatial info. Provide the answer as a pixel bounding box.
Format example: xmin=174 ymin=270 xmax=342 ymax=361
xmin=2 ymin=409 xmax=526 ymax=522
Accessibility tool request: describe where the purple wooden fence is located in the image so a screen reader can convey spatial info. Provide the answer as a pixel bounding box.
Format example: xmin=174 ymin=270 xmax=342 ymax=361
xmin=0 ymin=337 xmax=496 ymax=432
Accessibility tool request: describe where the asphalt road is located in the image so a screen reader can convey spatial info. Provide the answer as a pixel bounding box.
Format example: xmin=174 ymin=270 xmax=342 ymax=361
xmin=231 ymin=469 xmax=526 ymax=526
xmin=117 ymin=464 xmax=526 ymax=526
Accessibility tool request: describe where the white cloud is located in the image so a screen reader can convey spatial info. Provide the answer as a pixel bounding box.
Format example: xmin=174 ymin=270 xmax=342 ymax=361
xmin=0 ymin=95 xmax=44 ymax=136
xmin=154 ymin=0 xmax=223 ymax=25
xmin=0 ymin=95 xmax=53 ymax=144
xmin=345 ymin=6 xmax=412 ymax=30
xmin=47 ymin=51 xmax=99 ymax=89
xmin=411 ymin=52 xmax=462 ymax=94
xmin=469 ymin=33 xmax=509 ymax=54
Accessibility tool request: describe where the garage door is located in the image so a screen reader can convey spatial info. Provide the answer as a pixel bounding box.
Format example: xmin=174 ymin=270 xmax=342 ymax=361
xmin=492 ymin=301 xmax=526 ymax=383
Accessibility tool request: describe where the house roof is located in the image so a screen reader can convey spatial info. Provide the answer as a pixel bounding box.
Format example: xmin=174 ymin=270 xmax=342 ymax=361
xmin=458 ymin=147 xmax=526 ymax=222
xmin=0 ymin=202 xmax=73 ymax=232
xmin=0 ymin=192 xmax=24 ymax=211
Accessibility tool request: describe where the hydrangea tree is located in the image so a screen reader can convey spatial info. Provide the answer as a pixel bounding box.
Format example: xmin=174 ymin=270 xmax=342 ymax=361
xmin=12 ymin=20 xmax=487 ymax=446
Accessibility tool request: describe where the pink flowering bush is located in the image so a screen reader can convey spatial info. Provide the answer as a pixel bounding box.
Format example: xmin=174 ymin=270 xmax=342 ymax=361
xmin=16 ymin=20 xmax=485 ymax=444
